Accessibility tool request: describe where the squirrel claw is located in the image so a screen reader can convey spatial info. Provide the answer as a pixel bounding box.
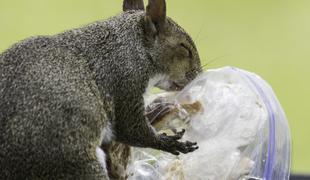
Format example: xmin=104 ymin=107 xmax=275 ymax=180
xmin=158 ymin=129 xmax=198 ymax=155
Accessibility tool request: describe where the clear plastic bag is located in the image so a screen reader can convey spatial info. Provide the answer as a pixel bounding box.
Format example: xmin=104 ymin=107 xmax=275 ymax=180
xmin=127 ymin=67 xmax=291 ymax=180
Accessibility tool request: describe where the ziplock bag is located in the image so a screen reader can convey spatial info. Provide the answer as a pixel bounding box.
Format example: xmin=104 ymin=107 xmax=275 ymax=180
xmin=127 ymin=67 xmax=291 ymax=180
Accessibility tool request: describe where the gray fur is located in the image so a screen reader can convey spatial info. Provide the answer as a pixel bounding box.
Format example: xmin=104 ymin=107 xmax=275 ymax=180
xmin=0 ymin=3 xmax=201 ymax=180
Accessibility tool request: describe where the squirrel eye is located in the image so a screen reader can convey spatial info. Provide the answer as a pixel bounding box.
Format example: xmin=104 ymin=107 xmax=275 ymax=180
xmin=180 ymin=43 xmax=193 ymax=59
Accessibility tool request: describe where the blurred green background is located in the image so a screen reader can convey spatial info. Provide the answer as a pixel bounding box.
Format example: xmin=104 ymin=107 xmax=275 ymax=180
xmin=0 ymin=0 xmax=309 ymax=174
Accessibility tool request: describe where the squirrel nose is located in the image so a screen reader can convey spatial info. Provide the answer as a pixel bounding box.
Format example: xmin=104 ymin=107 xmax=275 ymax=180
xmin=185 ymin=69 xmax=200 ymax=82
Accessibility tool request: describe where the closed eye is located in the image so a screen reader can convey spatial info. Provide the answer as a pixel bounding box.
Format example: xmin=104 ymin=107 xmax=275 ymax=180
xmin=180 ymin=43 xmax=193 ymax=59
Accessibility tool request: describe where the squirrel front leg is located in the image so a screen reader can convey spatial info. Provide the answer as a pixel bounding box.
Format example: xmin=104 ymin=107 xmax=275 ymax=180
xmin=114 ymin=96 xmax=198 ymax=155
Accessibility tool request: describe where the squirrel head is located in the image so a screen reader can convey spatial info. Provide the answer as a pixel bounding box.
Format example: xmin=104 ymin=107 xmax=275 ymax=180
xmin=123 ymin=0 xmax=203 ymax=91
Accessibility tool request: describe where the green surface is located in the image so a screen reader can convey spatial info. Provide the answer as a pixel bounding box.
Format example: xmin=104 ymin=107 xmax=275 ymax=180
xmin=0 ymin=0 xmax=309 ymax=173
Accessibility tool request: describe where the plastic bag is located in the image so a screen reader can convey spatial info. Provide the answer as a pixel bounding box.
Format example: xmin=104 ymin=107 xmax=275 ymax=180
xmin=127 ymin=67 xmax=291 ymax=180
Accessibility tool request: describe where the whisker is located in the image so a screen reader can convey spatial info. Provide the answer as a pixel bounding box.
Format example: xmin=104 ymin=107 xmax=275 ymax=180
xmin=200 ymin=54 xmax=228 ymax=69
xmin=195 ymin=36 xmax=209 ymax=45
xmin=185 ymin=54 xmax=229 ymax=80
xmin=194 ymin=22 xmax=206 ymax=43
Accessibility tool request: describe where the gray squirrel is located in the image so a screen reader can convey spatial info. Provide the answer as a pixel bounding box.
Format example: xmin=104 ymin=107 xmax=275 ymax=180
xmin=0 ymin=0 xmax=202 ymax=179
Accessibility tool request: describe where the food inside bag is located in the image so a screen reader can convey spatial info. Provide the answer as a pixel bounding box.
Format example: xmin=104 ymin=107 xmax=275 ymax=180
xmin=127 ymin=67 xmax=291 ymax=180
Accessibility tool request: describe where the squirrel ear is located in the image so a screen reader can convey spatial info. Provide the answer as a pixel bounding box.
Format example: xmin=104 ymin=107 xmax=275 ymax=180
xmin=123 ymin=0 xmax=145 ymax=11
xmin=145 ymin=0 xmax=166 ymax=34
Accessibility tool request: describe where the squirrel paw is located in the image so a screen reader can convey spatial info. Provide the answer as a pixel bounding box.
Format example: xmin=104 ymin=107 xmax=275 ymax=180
xmin=158 ymin=129 xmax=199 ymax=155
